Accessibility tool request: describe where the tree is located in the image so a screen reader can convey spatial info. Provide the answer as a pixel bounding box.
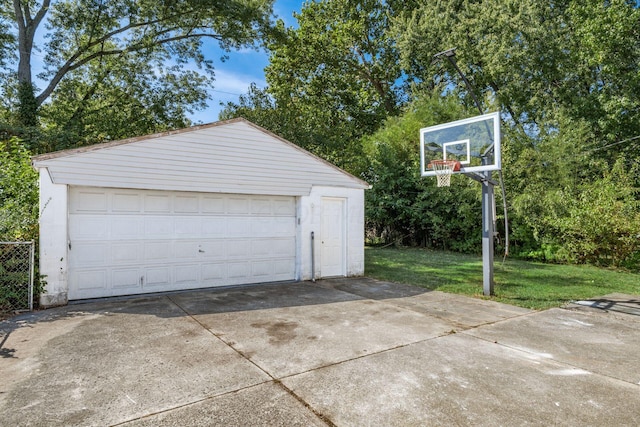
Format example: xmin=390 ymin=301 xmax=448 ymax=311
xmin=1 ymin=0 xmax=275 ymax=146
xmin=0 ymin=136 xmax=38 ymax=241
xmin=223 ymin=0 xmax=410 ymax=170
xmin=38 ymin=51 xmax=209 ymax=147
xmin=362 ymin=92 xmax=482 ymax=250
xmin=267 ymin=0 xmax=406 ymax=117
xmin=507 ymin=115 xmax=640 ymax=267
xmin=393 ymin=0 xmax=640 ymax=157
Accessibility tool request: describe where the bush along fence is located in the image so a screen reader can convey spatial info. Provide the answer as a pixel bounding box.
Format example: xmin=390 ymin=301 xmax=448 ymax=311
xmin=0 ymin=241 xmax=35 ymax=314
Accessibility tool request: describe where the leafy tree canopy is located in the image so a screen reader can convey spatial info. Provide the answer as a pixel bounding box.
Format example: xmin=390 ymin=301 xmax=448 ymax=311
xmin=0 ymin=137 xmax=38 ymax=241
xmin=223 ymin=0 xmax=410 ymax=170
xmin=0 ymin=0 xmax=276 ymax=150
xmin=393 ymin=0 xmax=640 ymax=158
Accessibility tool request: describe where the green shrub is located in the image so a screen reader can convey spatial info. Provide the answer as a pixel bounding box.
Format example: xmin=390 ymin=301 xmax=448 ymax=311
xmin=0 ymin=137 xmax=39 ymax=241
xmin=362 ymin=93 xmax=483 ymax=251
xmin=1 ymin=137 xmax=43 ymax=310
xmin=509 ymin=119 xmax=640 ymax=269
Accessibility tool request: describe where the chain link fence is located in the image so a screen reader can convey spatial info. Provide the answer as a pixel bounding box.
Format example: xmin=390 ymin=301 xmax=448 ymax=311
xmin=0 ymin=241 xmax=35 ymax=315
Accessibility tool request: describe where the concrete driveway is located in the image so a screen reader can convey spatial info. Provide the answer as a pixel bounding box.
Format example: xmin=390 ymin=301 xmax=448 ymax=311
xmin=1 ymin=278 xmax=639 ymax=426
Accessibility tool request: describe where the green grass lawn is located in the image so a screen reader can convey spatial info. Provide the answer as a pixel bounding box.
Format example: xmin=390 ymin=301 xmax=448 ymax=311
xmin=365 ymin=247 xmax=640 ymax=310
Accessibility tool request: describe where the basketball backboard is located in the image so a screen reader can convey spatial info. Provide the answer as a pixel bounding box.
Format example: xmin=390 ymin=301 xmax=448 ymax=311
xmin=420 ymin=112 xmax=501 ymax=177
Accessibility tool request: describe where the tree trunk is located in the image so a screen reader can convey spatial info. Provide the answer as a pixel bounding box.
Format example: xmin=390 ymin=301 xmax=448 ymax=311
xmin=12 ymin=0 xmax=51 ymax=126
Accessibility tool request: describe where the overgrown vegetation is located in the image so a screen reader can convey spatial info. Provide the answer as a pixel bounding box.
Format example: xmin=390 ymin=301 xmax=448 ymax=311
xmin=0 ymin=137 xmax=43 ymax=310
xmin=365 ymin=247 xmax=640 ymax=310
xmin=1 ymin=0 xmax=277 ymax=148
xmin=0 ymin=137 xmax=39 ymax=240
xmin=361 ymin=94 xmax=483 ymax=252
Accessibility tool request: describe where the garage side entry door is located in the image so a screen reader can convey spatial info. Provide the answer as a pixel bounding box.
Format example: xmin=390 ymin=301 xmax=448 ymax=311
xmin=68 ymin=187 xmax=296 ymax=300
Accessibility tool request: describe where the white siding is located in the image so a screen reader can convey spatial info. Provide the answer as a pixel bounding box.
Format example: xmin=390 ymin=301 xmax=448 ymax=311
xmin=33 ymin=120 xmax=368 ymax=196
xmin=38 ymin=171 xmax=69 ymax=307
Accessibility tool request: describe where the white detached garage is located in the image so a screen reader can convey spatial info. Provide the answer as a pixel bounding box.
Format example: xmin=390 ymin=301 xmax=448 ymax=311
xmin=33 ymin=118 xmax=369 ymax=307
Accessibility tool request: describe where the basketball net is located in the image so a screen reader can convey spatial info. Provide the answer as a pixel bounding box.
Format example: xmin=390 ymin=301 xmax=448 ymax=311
xmin=430 ymin=160 xmax=458 ymax=187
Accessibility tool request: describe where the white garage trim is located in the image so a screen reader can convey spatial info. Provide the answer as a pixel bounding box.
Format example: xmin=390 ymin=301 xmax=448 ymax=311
xmin=68 ymin=187 xmax=296 ymax=300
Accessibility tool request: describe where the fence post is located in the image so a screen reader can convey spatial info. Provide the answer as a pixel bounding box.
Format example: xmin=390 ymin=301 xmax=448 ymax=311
xmin=29 ymin=240 xmax=35 ymax=310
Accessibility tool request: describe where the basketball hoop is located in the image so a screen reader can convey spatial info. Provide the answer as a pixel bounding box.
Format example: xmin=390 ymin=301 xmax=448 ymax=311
xmin=428 ymin=160 xmax=460 ymax=187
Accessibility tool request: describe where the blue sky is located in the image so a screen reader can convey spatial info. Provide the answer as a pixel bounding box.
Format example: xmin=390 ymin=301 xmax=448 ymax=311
xmin=192 ymin=0 xmax=305 ymax=124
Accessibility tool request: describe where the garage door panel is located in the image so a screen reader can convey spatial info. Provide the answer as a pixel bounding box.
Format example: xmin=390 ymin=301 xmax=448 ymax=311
xmin=175 ymin=265 xmax=199 ymax=283
xmin=145 ymin=267 xmax=171 ymax=286
xmin=251 ymin=260 xmax=273 ymax=277
xmin=199 ymin=241 xmax=226 ymax=259
xmin=274 ymin=259 xmax=296 ymax=275
xmin=201 ymin=218 xmax=226 ymax=236
xmin=251 ymin=199 xmax=270 ymax=215
xmin=144 ymin=194 xmax=171 ymax=212
xmin=273 ymin=198 xmax=296 ymax=215
xmin=202 ymin=196 xmax=226 ymax=213
xmin=252 ymin=240 xmax=273 ymax=257
xmin=227 ymin=240 xmax=251 ymax=258
xmin=175 ymin=217 xmax=201 ymax=236
xmin=111 ymin=243 xmax=141 ymax=263
xmin=175 ymin=195 xmax=199 ymax=213
xmin=112 ymin=269 xmax=141 ymax=289
xmin=112 ymin=193 xmax=141 ymax=212
xmin=252 ymin=238 xmax=295 ymax=257
xmin=272 ymin=238 xmax=296 ymax=257
xmin=227 ymin=218 xmax=251 ymax=237
xmin=252 ymin=217 xmax=294 ymax=236
xmin=70 ymin=243 xmax=107 ymax=267
xmin=112 ymin=217 xmax=144 ymax=239
xmin=69 ymin=216 xmax=108 ymax=239
xmin=71 ymin=190 xmax=107 ymax=212
xmin=74 ymin=270 xmax=107 ymax=291
xmin=69 ymin=187 xmax=296 ymax=299
xmin=228 ymin=197 xmax=250 ymax=214
xmin=202 ymin=263 xmax=226 ymax=281
xmin=228 ymin=261 xmax=251 ymax=278
xmin=145 ymin=217 xmax=173 ymax=237
xmin=174 ymin=241 xmax=199 ymax=259
xmin=144 ymin=241 xmax=172 ymax=261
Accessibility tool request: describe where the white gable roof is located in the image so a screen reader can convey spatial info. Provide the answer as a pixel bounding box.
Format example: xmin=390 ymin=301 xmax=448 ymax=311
xmin=32 ymin=118 xmax=369 ymax=196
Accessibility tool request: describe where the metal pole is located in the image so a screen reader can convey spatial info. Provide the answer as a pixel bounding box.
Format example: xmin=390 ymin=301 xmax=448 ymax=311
xmin=311 ymin=231 xmax=316 ymax=282
xmin=433 ymin=48 xmax=484 ymax=117
xmin=29 ymin=240 xmax=35 ymax=310
xmin=481 ymin=163 xmax=495 ymax=296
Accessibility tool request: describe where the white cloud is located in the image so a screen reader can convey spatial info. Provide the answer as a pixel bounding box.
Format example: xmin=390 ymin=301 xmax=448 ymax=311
xmin=212 ymin=68 xmax=267 ymax=96
xmin=177 ymin=0 xmax=308 ymax=123
xmin=188 ymin=68 xmax=267 ymax=124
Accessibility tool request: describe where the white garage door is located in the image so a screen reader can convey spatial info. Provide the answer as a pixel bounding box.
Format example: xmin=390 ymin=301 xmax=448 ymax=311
xmin=68 ymin=187 xmax=297 ymax=300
